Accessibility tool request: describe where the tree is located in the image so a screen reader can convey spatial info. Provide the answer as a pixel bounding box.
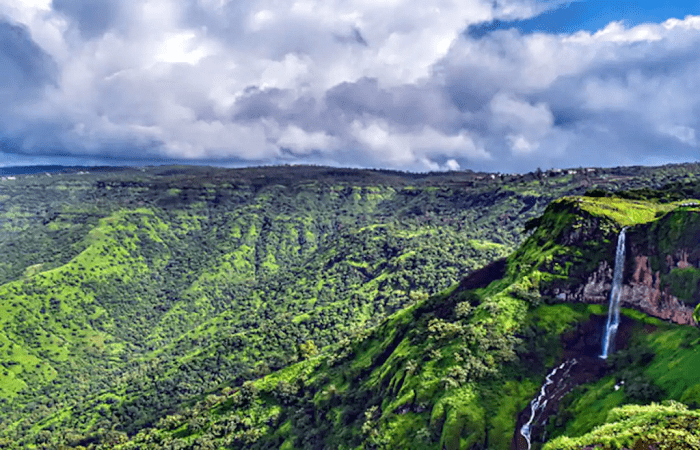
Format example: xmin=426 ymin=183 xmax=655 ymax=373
xmin=299 ymin=340 xmax=318 ymax=360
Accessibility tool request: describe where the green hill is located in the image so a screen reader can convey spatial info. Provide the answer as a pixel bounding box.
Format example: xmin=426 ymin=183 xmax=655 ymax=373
xmin=1 ymin=164 xmax=700 ymax=448
xmin=111 ymin=191 xmax=700 ymax=450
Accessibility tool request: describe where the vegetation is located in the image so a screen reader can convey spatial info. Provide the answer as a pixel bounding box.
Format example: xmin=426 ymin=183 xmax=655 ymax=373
xmin=1 ymin=163 xmax=700 ymax=448
xmin=108 ymin=184 xmax=700 ymax=450
xmin=545 ymin=402 xmax=700 ymax=449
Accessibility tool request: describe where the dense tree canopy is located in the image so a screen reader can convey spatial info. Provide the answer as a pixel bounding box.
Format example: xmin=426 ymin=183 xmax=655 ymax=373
xmin=0 ymin=163 xmax=699 ymax=448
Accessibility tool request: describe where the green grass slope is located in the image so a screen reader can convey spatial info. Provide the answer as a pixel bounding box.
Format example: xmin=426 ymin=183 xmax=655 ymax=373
xmin=545 ymin=402 xmax=700 ymax=450
xmin=1 ymin=164 xmax=700 ymax=447
xmin=106 ymin=190 xmax=700 ymax=450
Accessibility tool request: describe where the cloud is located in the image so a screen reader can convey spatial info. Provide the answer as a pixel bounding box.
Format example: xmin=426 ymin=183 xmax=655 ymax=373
xmin=51 ymin=0 xmax=121 ymax=39
xmin=0 ymin=19 xmax=56 ymax=95
xmin=0 ymin=0 xmax=699 ymax=171
xmin=438 ymin=14 xmax=700 ymax=170
xmin=662 ymin=125 xmax=697 ymax=147
xmin=350 ymin=120 xmax=489 ymax=170
xmin=276 ymin=125 xmax=339 ymax=156
xmin=0 ymin=16 xmax=59 ymax=152
xmin=489 ymin=92 xmax=554 ymax=155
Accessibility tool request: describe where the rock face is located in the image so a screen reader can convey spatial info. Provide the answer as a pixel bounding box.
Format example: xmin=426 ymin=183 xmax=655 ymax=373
xmin=551 ymin=260 xmax=612 ymax=306
xmin=529 ymin=201 xmax=700 ymax=326
xmin=627 ymin=255 xmax=696 ymax=325
xmin=547 ymin=249 xmax=697 ymax=326
xmin=541 ymin=206 xmax=700 ymax=327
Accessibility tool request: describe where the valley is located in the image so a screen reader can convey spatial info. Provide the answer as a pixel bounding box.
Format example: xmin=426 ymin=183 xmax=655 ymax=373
xmin=1 ymin=164 xmax=700 ymax=449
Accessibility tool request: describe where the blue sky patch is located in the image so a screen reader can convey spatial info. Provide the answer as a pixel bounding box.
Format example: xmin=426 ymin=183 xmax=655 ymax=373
xmin=469 ymin=0 xmax=700 ymax=37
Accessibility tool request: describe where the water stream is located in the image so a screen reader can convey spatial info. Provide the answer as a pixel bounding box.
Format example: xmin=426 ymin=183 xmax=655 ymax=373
xmin=601 ymin=228 xmax=627 ymax=359
xmin=516 ymin=228 xmax=628 ymax=449
xmin=519 ymin=359 xmax=577 ymax=450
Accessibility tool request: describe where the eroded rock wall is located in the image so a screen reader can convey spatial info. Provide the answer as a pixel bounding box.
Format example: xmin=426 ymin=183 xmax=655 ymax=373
xmin=547 ymin=253 xmax=696 ymax=326
xmin=627 ymin=255 xmax=696 ymax=325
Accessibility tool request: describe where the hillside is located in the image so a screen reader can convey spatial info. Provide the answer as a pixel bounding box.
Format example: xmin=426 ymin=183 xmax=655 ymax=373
xmin=1 ymin=164 xmax=700 ymax=448
xmin=108 ymin=190 xmax=700 ymax=450
xmin=544 ymin=402 xmax=700 ymax=449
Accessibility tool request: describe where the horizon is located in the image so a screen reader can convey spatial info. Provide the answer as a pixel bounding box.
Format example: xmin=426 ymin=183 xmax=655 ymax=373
xmin=3 ymin=160 xmax=700 ymax=178
xmin=1 ymin=0 xmax=700 ymax=172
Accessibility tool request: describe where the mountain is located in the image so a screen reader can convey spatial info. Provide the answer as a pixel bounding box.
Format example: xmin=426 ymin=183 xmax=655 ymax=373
xmin=1 ymin=164 xmax=700 ymax=448
xmin=112 ymin=191 xmax=700 ymax=450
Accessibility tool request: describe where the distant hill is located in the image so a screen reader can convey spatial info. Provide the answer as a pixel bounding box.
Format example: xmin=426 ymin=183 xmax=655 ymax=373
xmin=0 ymin=165 xmax=127 ymax=176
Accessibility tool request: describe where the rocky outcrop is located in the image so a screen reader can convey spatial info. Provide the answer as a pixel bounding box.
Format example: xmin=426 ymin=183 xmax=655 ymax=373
xmin=546 ymin=254 xmax=696 ymax=326
xmin=530 ymin=202 xmax=700 ymax=326
xmin=628 ymin=255 xmax=696 ymax=325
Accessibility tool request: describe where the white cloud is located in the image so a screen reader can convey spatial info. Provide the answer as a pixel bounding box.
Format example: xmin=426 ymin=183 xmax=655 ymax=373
xmin=490 ymin=92 xmax=554 ymax=133
xmin=1 ymin=0 xmax=700 ymax=171
xmin=351 ymin=120 xmax=489 ymax=170
xmin=277 ymin=125 xmax=339 ymax=155
xmin=154 ymin=31 xmax=216 ymax=64
xmin=662 ymin=125 xmax=697 ymax=146
xmin=490 ymin=92 xmax=554 ymax=155
xmin=507 ymin=134 xmax=539 ymax=155
xmin=444 ymin=158 xmax=460 ymax=171
xmin=438 ymin=13 xmax=700 ymax=168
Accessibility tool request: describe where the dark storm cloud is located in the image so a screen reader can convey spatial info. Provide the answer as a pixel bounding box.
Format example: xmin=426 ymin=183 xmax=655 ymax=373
xmin=51 ymin=0 xmax=121 ymax=39
xmin=0 ymin=19 xmax=57 ymax=94
xmin=0 ymin=17 xmax=60 ymax=157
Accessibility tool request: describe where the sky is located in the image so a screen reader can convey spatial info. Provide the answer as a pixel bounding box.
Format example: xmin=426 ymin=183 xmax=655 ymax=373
xmin=0 ymin=0 xmax=699 ymax=173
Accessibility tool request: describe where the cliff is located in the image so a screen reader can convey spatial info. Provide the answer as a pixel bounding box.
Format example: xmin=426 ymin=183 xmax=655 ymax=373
xmin=549 ymin=257 xmax=696 ymax=325
xmin=535 ymin=198 xmax=700 ymax=326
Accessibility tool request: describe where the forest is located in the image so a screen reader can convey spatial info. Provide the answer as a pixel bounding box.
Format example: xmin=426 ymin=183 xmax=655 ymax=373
xmin=1 ymin=163 xmax=700 ymax=449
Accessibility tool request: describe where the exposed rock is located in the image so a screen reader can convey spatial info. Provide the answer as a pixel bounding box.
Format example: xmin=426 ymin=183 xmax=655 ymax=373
xmin=626 ymin=254 xmax=696 ymax=325
xmin=546 ymin=255 xmax=696 ymax=326
xmin=676 ymin=250 xmax=692 ymax=269
xmin=546 ymin=262 xmax=611 ymax=306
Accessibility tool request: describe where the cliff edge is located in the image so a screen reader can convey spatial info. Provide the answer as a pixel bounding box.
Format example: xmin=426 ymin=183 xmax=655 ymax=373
xmin=524 ymin=197 xmax=700 ymax=326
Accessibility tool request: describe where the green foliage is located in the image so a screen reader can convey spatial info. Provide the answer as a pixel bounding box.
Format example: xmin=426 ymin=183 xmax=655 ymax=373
xmin=548 ymin=317 xmax=700 ymax=445
xmin=108 ymin=271 xmax=597 ymax=449
xmin=666 ymin=267 xmax=700 ymax=303
xmin=545 ymin=402 xmax=700 ymax=450
xmin=1 ymin=164 xmax=700 ymax=448
xmin=0 ymin=165 xmax=552 ymax=445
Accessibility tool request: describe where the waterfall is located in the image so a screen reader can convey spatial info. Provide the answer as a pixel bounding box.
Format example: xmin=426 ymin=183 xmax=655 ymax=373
xmin=520 ymin=359 xmax=577 ymax=450
xmin=600 ymin=228 xmax=627 ymax=360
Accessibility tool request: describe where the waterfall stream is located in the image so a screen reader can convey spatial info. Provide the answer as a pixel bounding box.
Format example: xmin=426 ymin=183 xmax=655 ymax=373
xmin=601 ymin=228 xmax=627 ymax=359
xmin=519 ymin=359 xmax=578 ymax=449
